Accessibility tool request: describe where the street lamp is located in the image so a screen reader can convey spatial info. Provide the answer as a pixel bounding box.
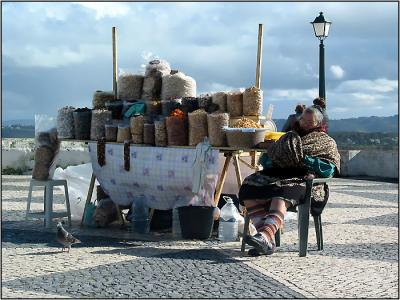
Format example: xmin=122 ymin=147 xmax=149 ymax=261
xmin=311 ymin=12 xmax=331 ymax=101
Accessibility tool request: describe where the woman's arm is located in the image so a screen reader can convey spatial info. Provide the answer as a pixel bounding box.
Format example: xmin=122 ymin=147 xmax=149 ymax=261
xmin=258 ymin=153 xmax=273 ymax=169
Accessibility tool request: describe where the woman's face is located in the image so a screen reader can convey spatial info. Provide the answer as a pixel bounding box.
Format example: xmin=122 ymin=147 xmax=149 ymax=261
xmin=299 ymin=112 xmax=317 ymax=131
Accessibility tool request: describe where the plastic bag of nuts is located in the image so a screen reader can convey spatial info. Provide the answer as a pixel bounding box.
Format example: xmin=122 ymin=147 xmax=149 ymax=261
xmin=227 ymin=90 xmax=244 ymax=117
xmin=130 ymin=115 xmax=144 ymax=144
xmin=93 ymin=91 xmax=115 ymax=109
xmin=32 ymin=116 xmax=60 ymax=180
xmin=143 ymin=123 xmax=155 ymax=145
xmin=130 ymin=115 xmax=144 ymax=135
xmin=154 ymin=119 xmax=167 ymax=147
xmin=243 ymin=86 xmax=263 ymax=116
xmin=188 ymin=109 xmax=208 ymax=146
xmin=117 ymin=73 xmax=143 ymax=100
xmin=105 ymin=124 xmax=118 ymax=142
xmin=90 ymin=109 xmax=112 ymax=140
xmin=212 ymin=92 xmax=227 ymax=112
xmin=207 ymin=112 xmax=229 ymax=146
xmin=166 ymin=109 xmax=188 ymax=146
xmin=198 ymin=94 xmax=212 ymax=111
xmin=131 ymin=134 xmax=143 ymax=144
xmin=117 ymin=125 xmax=131 ymax=143
xmin=57 ymin=106 xmax=75 ymax=139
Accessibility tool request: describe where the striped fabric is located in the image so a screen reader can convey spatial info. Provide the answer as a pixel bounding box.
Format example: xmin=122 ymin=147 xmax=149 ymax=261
xmin=245 ymin=200 xmax=286 ymax=244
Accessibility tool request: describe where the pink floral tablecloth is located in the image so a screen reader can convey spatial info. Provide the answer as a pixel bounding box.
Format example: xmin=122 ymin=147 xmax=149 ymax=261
xmin=88 ymin=143 xmax=219 ymax=209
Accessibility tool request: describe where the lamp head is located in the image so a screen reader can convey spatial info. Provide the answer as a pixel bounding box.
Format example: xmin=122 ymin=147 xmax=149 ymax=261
xmin=311 ymin=12 xmax=332 ymax=40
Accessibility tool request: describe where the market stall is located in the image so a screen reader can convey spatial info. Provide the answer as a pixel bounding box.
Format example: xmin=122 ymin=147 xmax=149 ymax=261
xmin=41 ymin=24 xmax=281 ymax=236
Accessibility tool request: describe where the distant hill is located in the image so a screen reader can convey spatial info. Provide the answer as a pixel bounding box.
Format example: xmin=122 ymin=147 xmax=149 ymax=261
xmin=274 ymin=115 xmax=398 ymax=133
xmin=2 ymin=115 xmax=398 ymax=139
xmin=2 ymin=125 xmax=35 ymax=138
xmin=2 ymin=119 xmax=35 ymax=126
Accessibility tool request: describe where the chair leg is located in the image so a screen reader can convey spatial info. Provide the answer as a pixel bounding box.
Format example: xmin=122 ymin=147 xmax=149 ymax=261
xmin=45 ymin=184 xmax=53 ymax=229
xmin=26 ymin=181 xmax=34 ymax=219
xmin=43 ymin=186 xmax=47 ymax=226
xmin=319 ymin=216 xmax=323 ymax=250
xmin=275 ymin=228 xmax=281 ymax=247
xmin=63 ymin=182 xmax=72 ymax=227
xmin=314 ymin=215 xmax=323 ymax=250
xmin=298 ymin=196 xmax=311 ymax=257
xmin=241 ymin=214 xmax=250 ymax=254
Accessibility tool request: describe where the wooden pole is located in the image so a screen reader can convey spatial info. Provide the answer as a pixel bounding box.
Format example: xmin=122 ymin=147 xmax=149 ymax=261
xmin=255 ymin=24 xmax=264 ymax=89
xmin=253 ymin=24 xmax=264 ymax=166
xmin=112 ymin=27 xmax=118 ymax=100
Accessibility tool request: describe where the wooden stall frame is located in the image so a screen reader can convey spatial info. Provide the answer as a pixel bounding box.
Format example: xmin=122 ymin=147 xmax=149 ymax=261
xmin=112 ymin=26 xmax=118 ymax=100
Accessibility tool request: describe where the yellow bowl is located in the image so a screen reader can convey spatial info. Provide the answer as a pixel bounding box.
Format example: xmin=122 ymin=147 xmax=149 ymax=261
xmin=265 ymin=131 xmax=285 ymax=141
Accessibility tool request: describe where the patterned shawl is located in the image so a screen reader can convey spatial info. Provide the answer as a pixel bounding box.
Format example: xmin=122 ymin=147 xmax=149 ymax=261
xmin=266 ymin=131 xmax=341 ymax=173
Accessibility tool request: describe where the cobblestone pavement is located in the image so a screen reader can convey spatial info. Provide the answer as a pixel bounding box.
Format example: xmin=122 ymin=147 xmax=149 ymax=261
xmin=2 ymin=175 xmax=398 ymax=298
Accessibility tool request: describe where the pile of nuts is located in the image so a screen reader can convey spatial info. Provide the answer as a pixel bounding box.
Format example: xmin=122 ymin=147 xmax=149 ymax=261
xmin=231 ymin=117 xmax=263 ymax=128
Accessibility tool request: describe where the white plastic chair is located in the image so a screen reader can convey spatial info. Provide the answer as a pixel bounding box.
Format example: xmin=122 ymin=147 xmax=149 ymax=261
xmin=26 ymin=179 xmax=72 ymax=228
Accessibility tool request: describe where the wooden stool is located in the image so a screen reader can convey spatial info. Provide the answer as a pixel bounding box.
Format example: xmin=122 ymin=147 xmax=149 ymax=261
xmin=26 ymin=179 xmax=72 ymax=228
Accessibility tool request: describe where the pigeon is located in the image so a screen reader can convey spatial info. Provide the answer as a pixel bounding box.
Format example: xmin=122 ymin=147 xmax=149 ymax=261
xmin=56 ymin=222 xmax=81 ymax=252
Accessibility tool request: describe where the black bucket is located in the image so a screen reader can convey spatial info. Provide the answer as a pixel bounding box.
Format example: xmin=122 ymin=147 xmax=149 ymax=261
xmin=178 ymin=206 xmax=214 ymax=239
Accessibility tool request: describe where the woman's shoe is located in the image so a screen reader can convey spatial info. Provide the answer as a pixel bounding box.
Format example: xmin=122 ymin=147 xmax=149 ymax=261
xmin=245 ymin=233 xmax=276 ymax=255
xmin=247 ymin=248 xmax=260 ymax=256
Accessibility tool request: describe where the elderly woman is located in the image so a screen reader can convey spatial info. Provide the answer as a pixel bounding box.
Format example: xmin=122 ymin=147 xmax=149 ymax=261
xmin=239 ymin=106 xmax=340 ymax=256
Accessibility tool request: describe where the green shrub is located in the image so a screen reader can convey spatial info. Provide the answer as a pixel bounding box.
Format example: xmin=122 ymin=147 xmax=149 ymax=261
xmin=2 ymin=167 xmax=26 ymax=175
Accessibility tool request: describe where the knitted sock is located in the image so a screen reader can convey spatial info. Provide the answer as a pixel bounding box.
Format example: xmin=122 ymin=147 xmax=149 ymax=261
xmin=244 ymin=201 xmax=266 ymax=229
xmin=245 ymin=198 xmax=288 ymax=244
xmin=257 ymin=209 xmax=285 ymax=244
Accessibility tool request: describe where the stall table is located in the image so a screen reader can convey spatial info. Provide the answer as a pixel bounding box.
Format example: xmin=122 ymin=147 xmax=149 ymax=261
xmin=60 ymin=139 xmax=268 ymax=226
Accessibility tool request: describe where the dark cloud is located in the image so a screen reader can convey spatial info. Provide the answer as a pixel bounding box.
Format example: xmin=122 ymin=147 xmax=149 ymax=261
xmin=2 ymin=2 xmax=397 ymax=120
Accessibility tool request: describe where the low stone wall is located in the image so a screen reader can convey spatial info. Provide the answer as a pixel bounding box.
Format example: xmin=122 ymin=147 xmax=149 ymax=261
xmin=1 ymin=139 xmax=90 ymax=173
xmin=2 ymin=139 xmax=398 ymax=179
xmin=339 ymin=149 xmax=398 ymax=179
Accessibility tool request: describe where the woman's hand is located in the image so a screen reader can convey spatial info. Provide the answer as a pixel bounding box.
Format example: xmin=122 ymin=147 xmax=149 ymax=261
xmin=304 ymin=173 xmax=315 ymax=180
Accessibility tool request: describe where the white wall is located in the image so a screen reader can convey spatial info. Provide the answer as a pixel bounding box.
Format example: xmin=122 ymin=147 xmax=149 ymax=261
xmin=2 ymin=148 xmax=91 ymax=171
xmin=2 ymin=142 xmax=398 ymax=179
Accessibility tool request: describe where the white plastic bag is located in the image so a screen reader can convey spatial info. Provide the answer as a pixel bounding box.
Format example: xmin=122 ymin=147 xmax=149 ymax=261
xmin=188 ymin=174 xmax=218 ymax=207
xmin=53 ymin=163 xmax=98 ymax=221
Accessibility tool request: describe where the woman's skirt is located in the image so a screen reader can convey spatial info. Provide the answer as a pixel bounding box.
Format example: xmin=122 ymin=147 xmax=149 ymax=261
xmin=238 ymin=168 xmax=329 ymax=216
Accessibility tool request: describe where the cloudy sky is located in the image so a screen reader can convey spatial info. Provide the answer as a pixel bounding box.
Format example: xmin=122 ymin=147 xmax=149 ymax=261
xmin=2 ymin=1 xmax=398 ymax=121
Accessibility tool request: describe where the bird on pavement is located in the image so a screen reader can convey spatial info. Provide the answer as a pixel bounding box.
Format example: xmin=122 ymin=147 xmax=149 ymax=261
xmin=56 ymin=222 xmax=81 ymax=252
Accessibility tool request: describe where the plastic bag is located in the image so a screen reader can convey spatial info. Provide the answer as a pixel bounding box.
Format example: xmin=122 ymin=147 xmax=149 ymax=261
xmin=32 ymin=114 xmax=60 ymax=180
xmin=188 ymin=174 xmax=218 ymax=207
xmin=124 ymin=102 xmax=146 ymax=118
xmin=53 ymin=163 xmax=98 ymax=221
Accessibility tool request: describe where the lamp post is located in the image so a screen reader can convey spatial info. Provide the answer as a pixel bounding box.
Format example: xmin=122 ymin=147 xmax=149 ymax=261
xmin=311 ymin=12 xmax=331 ymax=101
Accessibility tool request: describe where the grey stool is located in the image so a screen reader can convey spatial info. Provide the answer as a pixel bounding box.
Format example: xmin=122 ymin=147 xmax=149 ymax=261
xmin=241 ymin=177 xmax=330 ymax=257
xmin=26 ymin=179 xmax=72 ymax=228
